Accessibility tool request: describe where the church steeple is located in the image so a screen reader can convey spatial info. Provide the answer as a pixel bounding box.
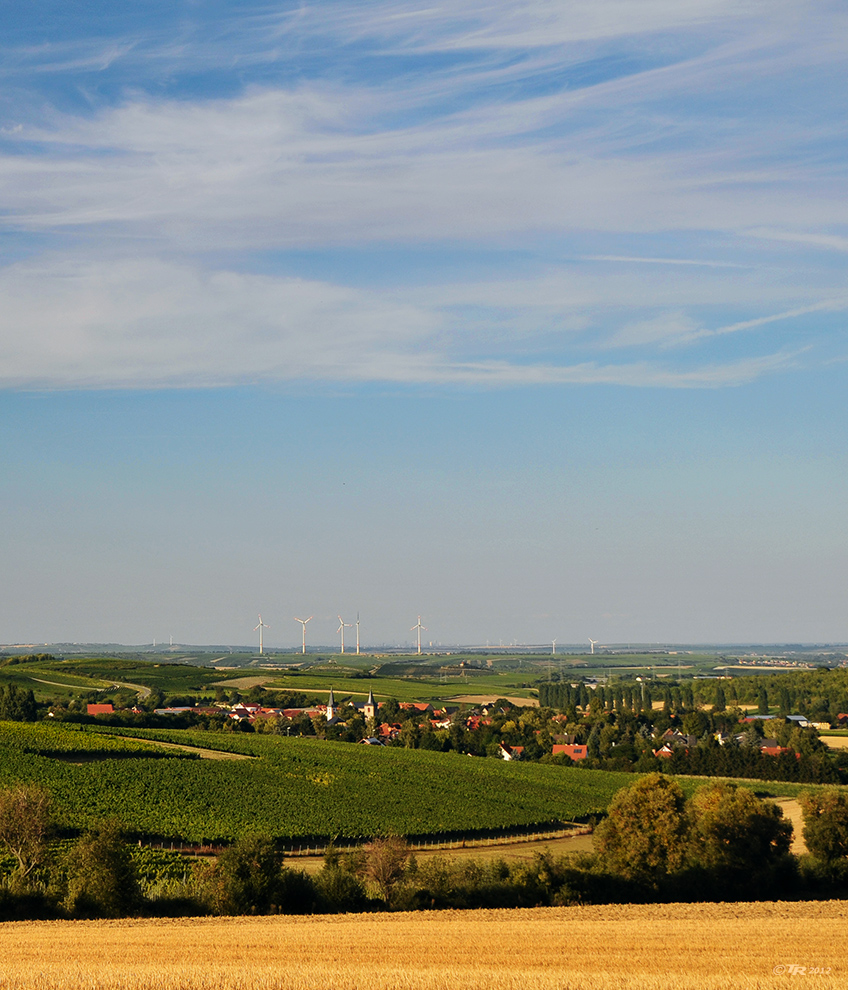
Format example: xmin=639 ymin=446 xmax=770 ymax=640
xmin=326 ymin=688 xmax=335 ymax=721
xmin=363 ymin=687 xmax=377 ymax=722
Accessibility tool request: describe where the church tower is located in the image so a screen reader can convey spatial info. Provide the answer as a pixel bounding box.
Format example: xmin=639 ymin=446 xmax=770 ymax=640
xmin=363 ymin=687 xmax=377 ymax=722
xmin=326 ymin=687 xmax=335 ymax=721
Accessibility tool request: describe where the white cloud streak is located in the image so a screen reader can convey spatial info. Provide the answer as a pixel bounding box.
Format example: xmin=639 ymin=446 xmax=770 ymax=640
xmin=0 ymin=0 xmax=844 ymax=389
xmin=0 ymin=255 xmax=810 ymax=389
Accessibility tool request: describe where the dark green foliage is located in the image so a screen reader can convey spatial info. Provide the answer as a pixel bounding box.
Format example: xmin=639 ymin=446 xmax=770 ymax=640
xmin=62 ymin=820 xmax=141 ymax=918
xmin=0 ymin=685 xmax=37 ymax=722
xmin=799 ymin=789 xmax=848 ymax=864
xmin=0 ymin=784 xmax=51 ymax=884
xmin=595 ymin=775 xmax=795 ymax=899
xmin=687 ymin=782 xmax=792 ymax=889
xmin=594 ymin=774 xmax=689 ymax=887
xmin=201 ymin=836 xmax=285 ymax=915
xmin=314 ymin=865 xmax=369 ymax=912
xmin=196 ymin=836 xmax=316 ymax=915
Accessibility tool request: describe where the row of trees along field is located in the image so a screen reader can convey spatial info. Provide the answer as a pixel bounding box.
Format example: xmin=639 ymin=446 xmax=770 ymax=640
xmin=1 ymin=777 xmax=848 ymax=920
xmin=540 ymin=667 xmax=848 ymax=723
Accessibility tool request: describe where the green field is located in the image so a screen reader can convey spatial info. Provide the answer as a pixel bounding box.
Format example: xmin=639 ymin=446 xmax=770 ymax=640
xmin=0 ymin=654 xmax=543 ymax=705
xmin=0 ymin=648 xmax=809 ymax=709
xmin=0 ymin=721 xmax=817 ymax=845
xmin=0 ymin=721 xmax=627 ymax=841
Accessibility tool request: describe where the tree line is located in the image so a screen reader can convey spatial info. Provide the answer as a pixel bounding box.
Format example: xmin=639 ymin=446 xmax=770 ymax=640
xmin=2 ymin=776 xmax=848 ymax=919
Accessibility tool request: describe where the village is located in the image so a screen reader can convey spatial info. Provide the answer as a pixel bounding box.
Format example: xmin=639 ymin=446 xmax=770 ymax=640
xmin=77 ymin=685 xmax=846 ymax=783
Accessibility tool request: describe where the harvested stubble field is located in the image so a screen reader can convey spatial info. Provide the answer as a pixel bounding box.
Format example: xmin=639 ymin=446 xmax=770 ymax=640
xmin=1 ymin=901 xmax=845 ymax=990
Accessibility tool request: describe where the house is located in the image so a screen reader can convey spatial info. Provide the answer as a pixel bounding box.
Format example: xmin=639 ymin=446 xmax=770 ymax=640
xmin=661 ymin=730 xmax=697 ymax=748
xmin=786 ymin=714 xmax=810 ymax=728
xmin=400 ymin=702 xmax=434 ymax=715
xmin=87 ymin=703 xmax=114 ymax=716
xmin=653 ymin=744 xmax=676 ymax=759
xmin=552 ymin=743 xmax=587 ymax=761
xmin=359 ymin=737 xmax=384 ymax=746
xmin=760 ymin=744 xmax=794 ymax=757
xmin=498 ymin=742 xmax=524 ymax=761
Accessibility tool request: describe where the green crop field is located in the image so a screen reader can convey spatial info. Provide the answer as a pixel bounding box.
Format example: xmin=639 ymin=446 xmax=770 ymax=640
xmin=0 ymin=653 xmax=544 ymax=705
xmin=0 ymin=721 xmax=630 ymax=841
xmin=0 ymin=721 xmax=815 ymax=845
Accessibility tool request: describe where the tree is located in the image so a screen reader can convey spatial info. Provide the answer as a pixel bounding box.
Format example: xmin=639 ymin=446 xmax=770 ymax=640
xmin=594 ymin=774 xmax=689 ymax=887
xmin=210 ymin=836 xmax=286 ymax=915
xmin=799 ymin=789 xmax=848 ymax=864
xmin=367 ymin=836 xmax=409 ymax=905
xmin=63 ymin=820 xmax=140 ymax=918
xmin=687 ymin=782 xmax=792 ymax=880
xmin=0 ymin=785 xmax=51 ymax=884
xmin=682 ymin=711 xmax=709 ymax=737
xmin=0 ymin=685 xmax=37 ymax=721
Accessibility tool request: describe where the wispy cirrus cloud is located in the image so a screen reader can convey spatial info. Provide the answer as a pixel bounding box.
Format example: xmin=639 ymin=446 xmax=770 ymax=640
xmin=0 ymin=0 xmax=845 ymax=390
xmin=0 ymin=254 xmax=817 ymax=390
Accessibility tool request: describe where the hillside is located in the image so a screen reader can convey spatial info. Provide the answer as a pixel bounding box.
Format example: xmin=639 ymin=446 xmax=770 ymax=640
xmin=0 ymin=722 xmax=635 ymax=842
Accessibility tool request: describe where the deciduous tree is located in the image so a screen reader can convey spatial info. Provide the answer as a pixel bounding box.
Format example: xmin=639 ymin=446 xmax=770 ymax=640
xmin=594 ymin=773 xmax=688 ymax=887
xmin=687 ymin=782 xmax=792 ymax=879
xmin=0 ymin=784 xmax=51 ymax=883
xmin=799 ymin=789 xmax=848 ymax=864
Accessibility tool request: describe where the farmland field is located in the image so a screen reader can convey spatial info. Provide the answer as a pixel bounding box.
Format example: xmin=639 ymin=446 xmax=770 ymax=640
xmin=0 ymin=721 xmax=820 ymax=843
xmin=0 ymin=901 xmax=843 ymax=989
xmin=0 ymin=721 xmax=641 ymax=841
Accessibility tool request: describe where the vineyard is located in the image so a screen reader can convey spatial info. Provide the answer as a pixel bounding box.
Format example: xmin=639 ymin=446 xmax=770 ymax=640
xmin=0 ymin=721 xmax=644 ymax=842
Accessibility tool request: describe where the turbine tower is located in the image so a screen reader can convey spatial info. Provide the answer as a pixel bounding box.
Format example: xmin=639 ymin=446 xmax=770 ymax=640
xmin=294 ymin=616 xmax=313 ymax=655
xmin=337 ymin=615 xmax=352 ymax=654
xmin=588 ymin=638 xmax=598 ymax=655
xmin=411 ymin=615 xmax=427 ymax=655
xmin=552 ymin=639 xmax=557 ymax=656
xmin=254 ymin=614 xmax=270 ymax=655
xmin=356 ymin=613 xmax=361 ymax=655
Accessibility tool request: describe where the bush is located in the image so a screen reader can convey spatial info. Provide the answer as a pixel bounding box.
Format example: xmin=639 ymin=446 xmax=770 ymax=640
xmin=799 ymin=789 xmax=848 ymax=864
xmin=62 ymin=821 xmax=141 ymax=918
xmin=594 ymin=774 xmax=688 ymax=888
xmin=314 ymin=866 xmax=369 ymax=913
xmin=195 ymin=836 xmax=318 ymax=915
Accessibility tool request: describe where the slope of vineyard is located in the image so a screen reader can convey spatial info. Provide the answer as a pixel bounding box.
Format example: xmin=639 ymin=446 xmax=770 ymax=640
xmin=0 ymin=722 xmax=638 ymax=841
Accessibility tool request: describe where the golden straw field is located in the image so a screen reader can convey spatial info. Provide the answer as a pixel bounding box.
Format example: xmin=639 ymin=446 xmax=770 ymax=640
xmin=0 ymin=901 xmax=845 ymax=990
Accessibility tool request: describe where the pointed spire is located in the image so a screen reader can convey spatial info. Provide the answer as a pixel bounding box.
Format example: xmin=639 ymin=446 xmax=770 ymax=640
xmin=364 ymin=687 xmax=377 ymax=721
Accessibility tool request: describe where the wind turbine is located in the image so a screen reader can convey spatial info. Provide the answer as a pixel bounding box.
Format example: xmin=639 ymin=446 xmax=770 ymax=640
xmin=588 ymin=638 xmax=598 ymax=655
xmin=356 ymin=613 xmax=361 ymax=655
xmin=411 ymin=615 xmax=427 ymax=655
xmin=337 ymin=615 xmax=352 ymax=654
xmin=552 ymin=639 xmax=557 ymax=655
xmin=254 ymin=614 xmax=270 ymax=655
xmin=294 ymin=616 xmax=313 ymax=655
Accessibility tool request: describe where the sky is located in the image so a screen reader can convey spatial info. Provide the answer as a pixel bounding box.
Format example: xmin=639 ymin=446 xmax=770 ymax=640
xmin=1 ymin=0 xmax=846 ymax=649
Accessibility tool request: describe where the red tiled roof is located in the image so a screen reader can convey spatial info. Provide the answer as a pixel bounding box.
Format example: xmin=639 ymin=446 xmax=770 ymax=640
xmin=552 ymin=744 xmax=588 ymax=760
xmin=87 ymin=703 xmax=114 ymax=715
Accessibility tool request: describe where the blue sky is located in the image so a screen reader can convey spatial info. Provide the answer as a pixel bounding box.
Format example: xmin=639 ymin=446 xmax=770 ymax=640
xmin=1 ymin=1 xmax=846 ymax=647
